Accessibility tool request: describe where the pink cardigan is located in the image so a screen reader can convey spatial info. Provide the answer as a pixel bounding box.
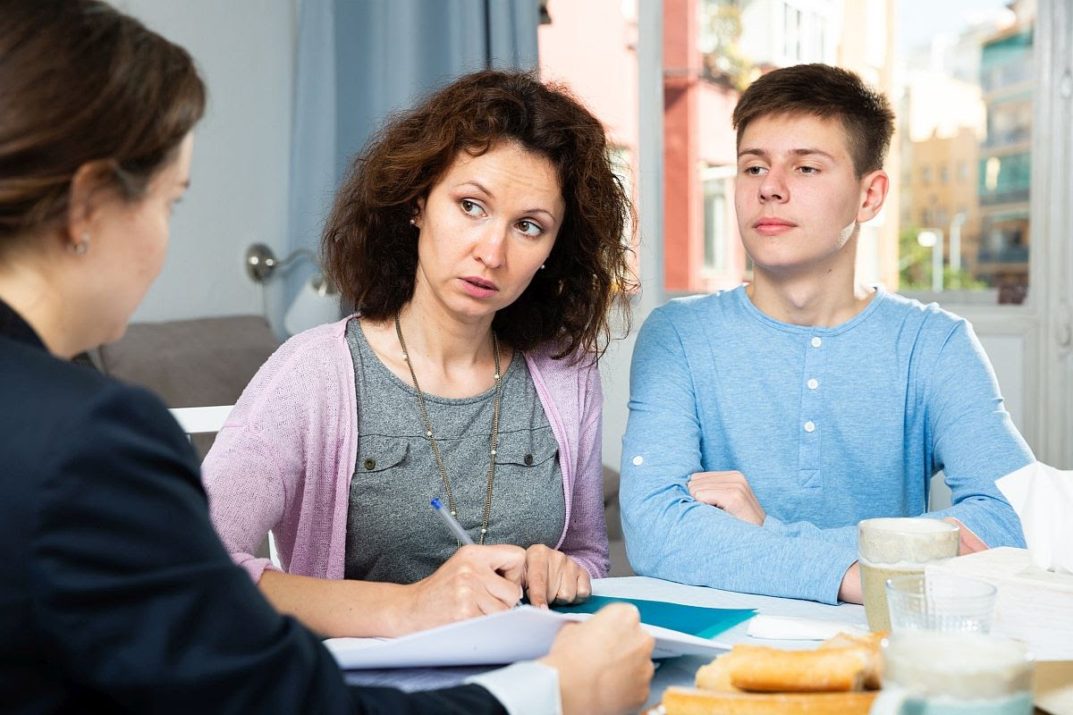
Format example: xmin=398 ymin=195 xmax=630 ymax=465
xmin=202 ymin=317 xmax=610 ymax=584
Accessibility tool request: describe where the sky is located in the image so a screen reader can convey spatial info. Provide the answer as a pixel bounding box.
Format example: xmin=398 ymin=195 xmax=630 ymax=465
xmin=897 ymin=0 xmax=1014 ymax=53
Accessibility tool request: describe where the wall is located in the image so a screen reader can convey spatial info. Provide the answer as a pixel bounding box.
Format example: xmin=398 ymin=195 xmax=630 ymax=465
xmin=113 ymin=0 xmax=297 ymax=326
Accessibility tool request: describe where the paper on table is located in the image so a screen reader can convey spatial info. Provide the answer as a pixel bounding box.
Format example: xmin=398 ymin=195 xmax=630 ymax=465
xmin=553 ymin=595 xmax=754 ymax=639
xmin=746 ymin=614 xmax=868 ymax=641
xmin=325 ymin=605 xmax=729 ymax=670
xmin=996 ymin=461 xmax=1073 ymax=574
xmin=926 ymin=548 xmax=1073 ymax=660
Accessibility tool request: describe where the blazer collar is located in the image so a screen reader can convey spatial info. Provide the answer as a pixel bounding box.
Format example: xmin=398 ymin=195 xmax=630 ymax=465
xmin=0 ymin=298 xmax=46 ymax=351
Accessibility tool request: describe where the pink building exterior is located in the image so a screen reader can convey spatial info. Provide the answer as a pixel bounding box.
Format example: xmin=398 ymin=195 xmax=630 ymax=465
xmin=539 ymin=0 xmax=745 ymax=296
xmin=664 ymin=0 xmax=743 ymax=293
xmin=538 ymin=0 xmax=639 ymax=200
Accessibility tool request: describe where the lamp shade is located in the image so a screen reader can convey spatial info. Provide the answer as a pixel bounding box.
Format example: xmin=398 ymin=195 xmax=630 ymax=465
xmin=284 ymin=275 xmax=339 ymax=335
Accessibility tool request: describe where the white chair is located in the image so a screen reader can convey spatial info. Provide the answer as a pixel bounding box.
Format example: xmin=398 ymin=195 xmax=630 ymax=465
xmin=169 ymin=404 xmax=280 ymax=567
xmin=170 ymin=405 xmax=234 ymax=436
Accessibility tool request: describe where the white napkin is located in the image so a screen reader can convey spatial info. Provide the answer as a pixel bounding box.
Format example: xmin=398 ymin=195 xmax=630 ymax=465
xmin=996 ymin=461 xmax=1073 ymax=575
xmin=746 ymin=614 xmax=868 ymax=641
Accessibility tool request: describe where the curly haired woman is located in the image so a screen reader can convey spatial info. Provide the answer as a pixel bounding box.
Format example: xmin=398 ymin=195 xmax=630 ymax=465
xmin=203 ymin=69 xmax=636 ymax=638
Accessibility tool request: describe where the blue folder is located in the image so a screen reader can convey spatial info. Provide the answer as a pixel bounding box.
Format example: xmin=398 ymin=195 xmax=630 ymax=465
xmin=553 ymin=595 xmax=755 ymax=640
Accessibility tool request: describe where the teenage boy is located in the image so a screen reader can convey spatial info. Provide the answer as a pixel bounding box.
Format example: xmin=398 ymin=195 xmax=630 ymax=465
xmin=620 ymin=64 xmax=1032 ymax=605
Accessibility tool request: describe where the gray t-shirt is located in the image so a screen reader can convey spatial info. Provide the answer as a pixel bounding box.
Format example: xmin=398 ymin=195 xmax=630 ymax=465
xmin=343 ymin=319 xmax=566 ymax=584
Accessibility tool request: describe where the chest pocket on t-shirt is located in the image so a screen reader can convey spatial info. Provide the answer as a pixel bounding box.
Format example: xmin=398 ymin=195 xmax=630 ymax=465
xmin=488 ymin=428 xmax=565 ymax=545
xmin=355 ymin=435 xmax=409 ymax=475
xmin=494 ymin=429 xmax=559 ymax=471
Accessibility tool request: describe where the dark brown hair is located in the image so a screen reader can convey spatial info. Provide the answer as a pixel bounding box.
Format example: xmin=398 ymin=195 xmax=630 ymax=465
xmin=732 ymin=63 xmax=894 ymax=177
xmin=0 ymin=0 xmax=206 ymax=242
xmin=323 ymin=69 xmax=635 ymax=359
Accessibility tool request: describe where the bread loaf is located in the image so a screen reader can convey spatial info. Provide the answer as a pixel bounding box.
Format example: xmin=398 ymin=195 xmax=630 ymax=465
xmin=818 ymin=631 xmax=885 ymax=689
xmin=723 ymin=643 xmax=872 ymax=692
xmin=663 ymin=686 xmax=878 ymax=715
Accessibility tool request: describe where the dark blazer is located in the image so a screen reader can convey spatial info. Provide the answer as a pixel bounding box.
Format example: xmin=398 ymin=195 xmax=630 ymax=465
xmin=0 ymin=301 xmax=505 ymax=714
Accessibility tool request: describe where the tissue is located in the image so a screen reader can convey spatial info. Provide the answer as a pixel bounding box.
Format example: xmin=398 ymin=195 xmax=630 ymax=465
xmin=996 ymin=461 xmax=1073 ymax=575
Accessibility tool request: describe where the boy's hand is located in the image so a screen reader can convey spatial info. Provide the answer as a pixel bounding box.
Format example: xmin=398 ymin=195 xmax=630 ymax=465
xmin=688 ymin=470 xmax=766 ymax=525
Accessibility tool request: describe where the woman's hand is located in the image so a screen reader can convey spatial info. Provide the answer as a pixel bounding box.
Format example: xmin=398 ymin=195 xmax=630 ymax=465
xmin=688 ymin=470 xmax=767 ymax=525
xmin=393 ymin=544 xmax=526 ymax=634
xmin=523 ymin=544 xmax=591 ymax=608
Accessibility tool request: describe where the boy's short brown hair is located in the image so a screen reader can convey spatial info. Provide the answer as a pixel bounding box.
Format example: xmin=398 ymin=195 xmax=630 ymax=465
xmin=732 ymin=64 xmax=894 ymax=177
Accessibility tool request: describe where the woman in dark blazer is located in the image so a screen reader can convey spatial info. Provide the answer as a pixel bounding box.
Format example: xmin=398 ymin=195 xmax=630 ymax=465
xmin=0 ymin=1 xmax=652 ymax=713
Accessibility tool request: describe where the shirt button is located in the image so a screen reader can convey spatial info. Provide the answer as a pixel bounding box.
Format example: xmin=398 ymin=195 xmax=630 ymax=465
xmin=804 ymin=420 xmax=816 ymax=433
xmin=363 ymin=458 xmax=376 ymax=470
xmin=632 ymin=455 xmax=644 ymax=466
xmin=810 ymin=336 xmax=823 ymax=348
xmin=524 ymin=453 xmax=534 ymax=466
xmin=807 ymin=378 xmax=819 ymax=390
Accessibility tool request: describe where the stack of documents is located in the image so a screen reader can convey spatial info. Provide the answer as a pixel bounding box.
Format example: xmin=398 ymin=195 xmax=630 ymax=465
xmin=326 ymin=597 xmax=754 ymax=669
xmin=926 ymin=548 xmax=1073 ymax=715
xmin=926 ymin=547 xmax=1073 ymax=660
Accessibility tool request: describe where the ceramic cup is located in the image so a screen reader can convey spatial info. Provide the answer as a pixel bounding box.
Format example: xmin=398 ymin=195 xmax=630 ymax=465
xmin=871 ymin=630 xmax=1033 ymax=715
xmin=858 ymin=517 xmax=959 ymax=632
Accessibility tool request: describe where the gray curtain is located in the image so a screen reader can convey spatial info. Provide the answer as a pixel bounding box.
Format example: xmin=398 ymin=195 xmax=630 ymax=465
xmin=277 ymin=0 xmax=539 ymax=329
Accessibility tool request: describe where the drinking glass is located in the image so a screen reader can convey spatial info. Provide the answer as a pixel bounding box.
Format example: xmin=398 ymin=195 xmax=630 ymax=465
xmin=885 ymin=573 xmax=996 ymax=633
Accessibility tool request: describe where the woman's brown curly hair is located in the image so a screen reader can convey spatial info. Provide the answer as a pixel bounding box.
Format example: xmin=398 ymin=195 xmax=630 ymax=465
xmin=322 ymin=69 xmax=635 ymax=360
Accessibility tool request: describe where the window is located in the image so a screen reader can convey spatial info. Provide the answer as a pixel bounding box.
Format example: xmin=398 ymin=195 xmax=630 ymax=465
xmin=568 ymin=0 xmax=1036 ymax=304
xmin=702 ymin=166 xmax=734 ymax=272
xmin=705 ymin=0 xmax=1033 ymax=302
xmin=783 ymin=4 xmax=803 ymax=61
xmin=896 ymin=0 xmax=1031 ymax=300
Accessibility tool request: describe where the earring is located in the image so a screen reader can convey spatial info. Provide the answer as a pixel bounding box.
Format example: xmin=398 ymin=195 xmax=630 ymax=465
xmin=539 ymin=264 xmax=546 ymax=270
xmin=409 ymin=218 xmax=416 ymax=226
xmin=71 ymin=232 xmax=90 ymax=255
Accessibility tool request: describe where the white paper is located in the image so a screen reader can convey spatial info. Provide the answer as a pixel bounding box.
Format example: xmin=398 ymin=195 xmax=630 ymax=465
xmin=996 ymin=461 xmax=1073 ymax=574
xmin=926 ymin=549 xmax=1073 ymax=660
xmin=325 ymin=605 xmax=728 ymax=669
xmin=746 ymin=614 xmax=868 ymax=641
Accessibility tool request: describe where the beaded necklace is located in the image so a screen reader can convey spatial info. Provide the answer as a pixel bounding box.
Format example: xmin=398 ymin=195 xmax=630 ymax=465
xmin=394 ymin=314 xmax=503 ymax=545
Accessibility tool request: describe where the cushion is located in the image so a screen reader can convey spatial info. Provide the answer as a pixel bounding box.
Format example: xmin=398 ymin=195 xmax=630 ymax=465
xmin=96 ymin=315 xmax=280 ymax=457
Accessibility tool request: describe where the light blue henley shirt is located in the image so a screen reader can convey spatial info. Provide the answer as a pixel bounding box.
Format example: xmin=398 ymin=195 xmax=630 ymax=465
xmin=620 ymin=285 xmax=1032 ymax=604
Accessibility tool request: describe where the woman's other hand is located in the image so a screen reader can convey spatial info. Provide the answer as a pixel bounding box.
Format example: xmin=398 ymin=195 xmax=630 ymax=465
xmin=523 ymin=544 xmax=591 ymax=608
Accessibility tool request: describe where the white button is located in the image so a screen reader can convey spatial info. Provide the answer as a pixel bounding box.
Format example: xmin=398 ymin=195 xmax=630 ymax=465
xmin=807 ymin=378 xmax=819 ymax=390
xmin=810 ymin=336 xmax=822 ymax=348
xmin=632 ymin=455 xmax=644 ymax=466
xmin=804 ymin=420 xmax=816 ymax=433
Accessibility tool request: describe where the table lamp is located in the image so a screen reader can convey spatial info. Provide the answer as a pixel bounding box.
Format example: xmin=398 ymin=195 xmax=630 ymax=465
xmin=245 ymin=243 xmax=339 ymax=335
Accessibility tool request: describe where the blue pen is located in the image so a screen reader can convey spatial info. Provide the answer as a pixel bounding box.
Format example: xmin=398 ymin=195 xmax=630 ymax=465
xmin=432 ymin=498 xmax=526 ymax=607
xmin=430 ymin=498 xmax=475 ymax=545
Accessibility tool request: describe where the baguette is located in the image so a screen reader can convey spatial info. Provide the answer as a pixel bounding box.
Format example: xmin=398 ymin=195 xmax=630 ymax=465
xmin=719 ymin=644 xmax=872 ymax=692
xmin=818 ymin=631 xmax=885 ymax=690
xmin=694 ymin=654 xmax=737 ymax=693
xmin=663 ymin=686 xmax=878 ymax=715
